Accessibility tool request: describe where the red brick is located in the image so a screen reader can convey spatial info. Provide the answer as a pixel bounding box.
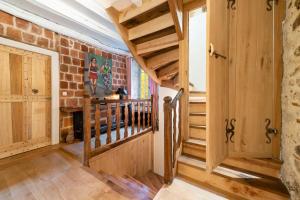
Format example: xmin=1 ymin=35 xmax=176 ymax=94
xmin=63 ymin=56 xmax=71 ymax=64
xmin=60 ymin=99 xmax=65 ymax=107
xmin=69 ymin=82 xmax=77 ymax=89
xmin=74 ymin=42 xmax=80 ymax=49
xmin=75 ymin=91 xmax=83 ymax=97
xmin=60 ymin=47 xmax=69 ymax=55
xmin=49 ymin=41 xmax=55 ymax=49
xmin=79 ymin=52 xmax=85 ymax=59
xmin=44 ymin=29 xmax=53 ymax=39
xmin=60 ymin=37 xmax=69 ymax=47
xmin=69 ymin=39 xmax=74 ymax=47
xmin=78 ymin=83 xmax=84 ymax=89
xmin=70 ymin=50 xmax=79 ymax=58
xmin=112 ymin=67 xmax=116 ymax=73
xmin=6 ymin=27 xmax=22 ymax=41
xmin=0 ymin=24 xmax=4 ymax=35
xmin=117 ymin=68 xmax=121 ymax=73
xmin=81 ymin=44 xmax=88 ymax=51
xmin=69 ymin=66 xmax=77 ymax=74
xmin=37 ymin=37 xmax=49 ymax=48
xmin=16 ymin=18 xmax=29 ymax=30
xmin=113 ymin=79 xmax=117 ymax=84
xmin=65 ymin=74 xmax=73 ymax=81
xmin=60 ymin=81 xmax=68 ymax=89
xmin=61 ymin=64 xmax=68 ymax=72
xmin=31 ymin=24 xmax=42 ymax=34
xmin=74 ymin=75 xmax=82 ymax=82
xmin=66 ymin=99 xmax=78 ymax=107
xmin=0 ymin=12 xmax=13 ymax=25
xmin=78 ymin=98 xmax=84 ymax=106
xmin=60 ymin=72 xmax=64 ymax=80
xmin=72 ymin=58 xmax=80 ymax=66
xmin=80 ymin=60 xmax=85 ymax=67
xmin=77 ymin=67 xmax=84 ymax=74
xmin=95 ymin=49 xmax=102 ymax=55
xmin=22 ymin=32 xmax=36 ymax=43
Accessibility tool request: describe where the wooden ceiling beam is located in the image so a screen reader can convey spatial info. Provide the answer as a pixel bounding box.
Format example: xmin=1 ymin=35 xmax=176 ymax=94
xmin=119 ymin=0 xmax=168 ymax=23
xmin=157 ymin=61 xmax=179 ymax=80
xmin=106 ymin=7 xmax=161 ymax=84
xmin=136 ymin=33 xmax=178 ymax=56
xmin=128 ymin=13 xmax=174 ymax=40
xmin=167 ymin=0 xmax=183 ymax=40
xmin=147 ymin=48 xmax=179 ymax=70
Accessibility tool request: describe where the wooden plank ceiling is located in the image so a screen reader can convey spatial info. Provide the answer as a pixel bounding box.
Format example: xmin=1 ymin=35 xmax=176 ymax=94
xmin=106 ymin=0 xmax=183 ymax=88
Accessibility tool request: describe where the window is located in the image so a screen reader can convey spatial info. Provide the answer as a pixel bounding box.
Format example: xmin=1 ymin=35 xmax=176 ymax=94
xmin=131 ymin=59 xmax=150 ymax=99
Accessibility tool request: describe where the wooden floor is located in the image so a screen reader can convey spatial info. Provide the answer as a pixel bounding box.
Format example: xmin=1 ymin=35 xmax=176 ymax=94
xmin=135 ymin=171 xmax=164 ymax=195
xmin=0 ymin=146 xmax=133 ymax=200
xmin=154 ymin=178 xmax=227 ymax=200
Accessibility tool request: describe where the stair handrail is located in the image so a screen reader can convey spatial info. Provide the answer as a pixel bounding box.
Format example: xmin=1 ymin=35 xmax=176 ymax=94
xmin=163 ymin=88 xmax=184 ymax=184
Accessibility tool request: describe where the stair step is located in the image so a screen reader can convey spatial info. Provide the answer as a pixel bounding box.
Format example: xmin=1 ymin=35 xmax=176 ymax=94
xmin=189 ymin=114 xmax=206 ymax=126
xmin=189 ymin=124 xmax=206 ymax=140
xmin=182 ymin=139 xmax=206 ymax=160
xmin=189 ymin=91 xmax=206 ymax=97
xmin=177 ymin=155 xmax=289 ymax=200
xmin=189 ymin=102 xmax=206 ymax=113
xmin=189 ymin=96 xmax=206 ymax=103
xmin=99 ymin=172 xmax=156 ymax=199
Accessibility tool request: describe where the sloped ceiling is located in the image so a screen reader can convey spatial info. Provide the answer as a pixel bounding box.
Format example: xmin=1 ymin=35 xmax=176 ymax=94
xmin=0 ymin=0 xmax=130 ymax=54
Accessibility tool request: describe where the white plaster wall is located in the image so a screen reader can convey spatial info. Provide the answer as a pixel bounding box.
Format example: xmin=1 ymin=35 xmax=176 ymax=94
xmin=189 ymin=8 xmax=207 ymax=92
xmin=153 ymin=86 xmax=177 ymax=176
xmin=281 ymin=1 xmax=300 ymax=199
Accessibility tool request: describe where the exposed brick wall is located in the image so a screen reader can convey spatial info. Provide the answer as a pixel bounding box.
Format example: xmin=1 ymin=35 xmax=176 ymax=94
xmin=0 ymin=11 xmax=129 ymax=141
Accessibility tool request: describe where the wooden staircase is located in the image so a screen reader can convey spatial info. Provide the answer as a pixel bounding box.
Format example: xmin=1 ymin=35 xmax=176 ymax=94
xmin=99 ymin=171 xmax=162 ymax=200
xmin=106 ymin=0 xmax=183 ymax=87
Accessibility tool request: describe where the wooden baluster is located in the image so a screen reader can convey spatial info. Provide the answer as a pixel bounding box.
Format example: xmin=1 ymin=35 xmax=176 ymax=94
xmin=83 ymin=95 xmax=91 ymax=166
xmin=177 ymin=100 xmax=182 ymax=148
xmin=142 ymin=102 xmax=146 ymax=130
xmin=106 ymin=103 xmax=112 ymax=144
xmin=131 ymin=102 xmax=135 ymax=135
xmin=172 ymin=102 xmax=177 ymax=168
xmin=151 ymin=95 xmax=155 ymax=132
xmin=116 ymin=103 xmax=120 ymax=141
xmin=147 ymin=101 xmax=151 ymax=128
xmin=137 ymin=102 xmax=141 ymax=133
xmin=163 ymin=96 xmax=173 ymax=184
xmin=124 ymin=102 xmax=128 ymax=138
xmin=95 ymin=104 xmax=101 ymax=148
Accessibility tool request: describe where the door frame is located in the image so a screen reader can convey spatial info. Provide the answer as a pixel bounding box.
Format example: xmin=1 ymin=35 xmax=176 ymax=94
xmin=0 ymin=37 xmax=60 ymax=145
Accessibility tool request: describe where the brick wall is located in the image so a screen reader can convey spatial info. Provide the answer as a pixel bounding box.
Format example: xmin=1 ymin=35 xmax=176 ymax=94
xmin=0 ymin=11 xmax=129 ymax=141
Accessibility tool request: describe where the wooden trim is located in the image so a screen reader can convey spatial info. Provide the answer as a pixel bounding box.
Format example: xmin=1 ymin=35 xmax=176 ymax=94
xmin=83 ymin=96 xmax=91 ymax=166
xmin=128 ymin=13 xmax=174 ymax=40
xmin=168 ymin=0 xmax=183 ymax=40
xmin=136 ymin=33 xmax=178 ymax=56
xmin=106 ymin=7 xmax=161 ymax=84
xmin=147 ymin=48 xmax=179 ymax=70
xmin=118 ymin=0 xmax=168 ymax=23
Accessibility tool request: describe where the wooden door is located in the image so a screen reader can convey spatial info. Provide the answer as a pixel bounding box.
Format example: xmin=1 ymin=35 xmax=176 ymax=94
xmin=0 ymin=44 xmax=51 ymax=159
xmin=228 ymin=0 xmax=278 ymax=158
xmin=206 ymin=0 xmax=229 ymax=171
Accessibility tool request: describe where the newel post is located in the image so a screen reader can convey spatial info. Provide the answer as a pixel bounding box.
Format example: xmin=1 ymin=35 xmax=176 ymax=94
xmin=83 ymin=94 xmax=91 ymax=166
xmin=164 ymin=96 xmax=173 ymax=184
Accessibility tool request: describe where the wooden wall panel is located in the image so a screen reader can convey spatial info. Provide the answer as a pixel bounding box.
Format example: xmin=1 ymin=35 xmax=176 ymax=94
xmin=89 ymin=132 xmax=152 ymax=177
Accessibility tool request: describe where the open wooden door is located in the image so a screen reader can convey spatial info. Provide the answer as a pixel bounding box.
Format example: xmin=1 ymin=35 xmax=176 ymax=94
xmin=228 ymin=0 xmax=281 ymax=159
xmin=206 ymin=0 xmax=229 ymax=171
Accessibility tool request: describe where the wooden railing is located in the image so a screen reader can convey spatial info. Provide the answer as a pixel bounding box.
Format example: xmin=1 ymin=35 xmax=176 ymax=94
xmin=163 ymin=88 xmax=184 ymax=184
xmin=83 ymin=95 xmax=155 ymax=166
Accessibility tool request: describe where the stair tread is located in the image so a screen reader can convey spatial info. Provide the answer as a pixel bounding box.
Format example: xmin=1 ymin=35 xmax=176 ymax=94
xmin=185 ymin=138 xmax=206 ymax=146
xmin=189 ymin=124 xmax=206 ymax=129
xmin=189 ymin=112 xmax=206 ymax=116
xmin=189 ymin=97 xmax=206 ymax=103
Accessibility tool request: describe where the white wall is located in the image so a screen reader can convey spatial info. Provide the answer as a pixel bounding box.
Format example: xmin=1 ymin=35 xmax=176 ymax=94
xmin=153 ymin=86 xmax=178 ymax=176
xmin=189 ymin=8 xmax=207 ymax=92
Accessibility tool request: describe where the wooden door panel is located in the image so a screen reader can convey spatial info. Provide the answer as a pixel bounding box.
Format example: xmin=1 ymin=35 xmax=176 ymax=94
xmin=229 ymin=0 xmax=274 ymax=157
xmin=0 ymin=103 xmax=13 ymax=146
xmin=0 ymin=51 xmax=11 ymax=96
xmin=9 ymin=54 xmax=23 ymax=95
xmin=206 ymin=0 xmax=229 ymax=171
xmin=31 ymin=56 xmax=51 ymax=96
xmin=30 ymin=101 xmax=51 ymax=140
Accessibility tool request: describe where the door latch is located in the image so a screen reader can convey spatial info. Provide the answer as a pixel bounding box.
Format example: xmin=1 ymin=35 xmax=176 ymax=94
xmin=227 ymin=0 xmax=236 ymax=10
xmin=209 ymin=43 xmax=227 ymax=59
xmin=225 ymin=118 xmax=236 ymax=143
xmin=32 ymin=89 xmax=39 ymax=94
xmin=265 ymin=118 xmax=278 ymax=143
